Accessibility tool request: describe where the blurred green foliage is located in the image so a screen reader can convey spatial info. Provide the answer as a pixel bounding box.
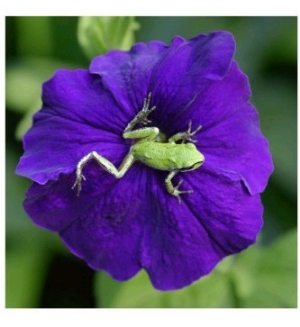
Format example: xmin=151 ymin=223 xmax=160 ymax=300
xmin=77 ymin=16 xmax=140 ymax=59
xmin=6 ymin=16 xmax=297 ymax=308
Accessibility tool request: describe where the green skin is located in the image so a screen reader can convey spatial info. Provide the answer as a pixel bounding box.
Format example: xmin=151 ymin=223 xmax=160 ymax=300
xmin=72 ymin=93 xmax=205 ymax=203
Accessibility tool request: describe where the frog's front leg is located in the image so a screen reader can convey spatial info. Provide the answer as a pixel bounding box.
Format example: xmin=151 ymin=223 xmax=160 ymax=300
xmin=123 ymin=92 xmax=156 ymax=134
xmin=123 ymin=127 xmax=159 ymax=142
xmin=123 ymin=92 xmax=158 ymax=142
xmin=72 ymin=151 xmax=135 ymax=195
xmin=168 ymin=121 xmax=202 ymax=144
xmin=165 ymin=171 xmax=193 ymax=204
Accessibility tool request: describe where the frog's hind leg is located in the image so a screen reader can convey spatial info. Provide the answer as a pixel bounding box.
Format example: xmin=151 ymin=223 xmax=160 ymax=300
xmin=72 ymin=151 xmax=136 ymax=195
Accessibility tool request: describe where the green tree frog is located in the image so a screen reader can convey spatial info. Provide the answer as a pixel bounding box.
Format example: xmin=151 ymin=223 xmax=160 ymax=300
xmin=72 ymin=93 xmax=205 ymax=203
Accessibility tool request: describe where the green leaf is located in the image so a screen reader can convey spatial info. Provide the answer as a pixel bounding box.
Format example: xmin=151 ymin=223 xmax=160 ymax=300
xmin=95 ymin=258 xmax=237 ymax=308
xmin=6 ymin=146 xmax=66 ymax=307
xmin=6 ymin=147 xmax=46 ymax=308
xmin=16 ymin=17 xmax=53 ymax=57
xmin=6 ymin=57 xmax=75 ymax=139
xmin=6 ymin=239 xmax=49 ymax=308
xmin=232 ymin=229 xmax=297 ymax=308
xmin=6 ymin=57 xmax=74 ymax=114
xmin=6 ymin=146 xmax=32 ymax=234
xmin=252 ymin=79 xmax=297 ymax=197
xmin=15 ymin=101 xmax=41 ymax=140
xmin=77 ymin=16 xmax=140 ymax=59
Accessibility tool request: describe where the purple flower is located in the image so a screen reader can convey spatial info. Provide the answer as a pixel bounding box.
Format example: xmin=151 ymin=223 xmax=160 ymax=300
xmin=16 ymin=31 xmax=273 ymax=291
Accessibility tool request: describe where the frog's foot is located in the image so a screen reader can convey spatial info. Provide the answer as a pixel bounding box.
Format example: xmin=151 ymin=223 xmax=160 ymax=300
xmin=165 ymin=171 xmax=193 ymax=204
xmin=168 ymin=121 xmax=202 ymax=144
xmin=172 ymin=179 xmax=193 ymax=204
xmin=139 ymin=92 xmax=156 ymax=125
xmin=181 ymin=121 xmax=202 ymax=143
xmin=71 ymin=171 xmax=86 ymax=196
xmin=123 ymin=92 xmax=156 ymax=133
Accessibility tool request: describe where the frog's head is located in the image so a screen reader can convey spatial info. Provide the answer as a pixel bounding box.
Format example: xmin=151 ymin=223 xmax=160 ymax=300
xmin=180 ymin=143 xmax=205 ymax=172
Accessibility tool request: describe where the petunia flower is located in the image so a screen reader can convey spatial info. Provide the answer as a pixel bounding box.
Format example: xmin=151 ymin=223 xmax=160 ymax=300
xmin=16 ymin=31 xmax=273 ymax=291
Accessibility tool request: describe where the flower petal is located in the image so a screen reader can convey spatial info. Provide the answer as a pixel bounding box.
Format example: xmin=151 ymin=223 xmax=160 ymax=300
xmin=23 ymin=162 xmax=120 ymax=232
xmin=89 ymin=41 xmax=167 ymax=114
xmin=60 ymin=169 xmax=150 ymax=280
xmin=151 ymin=31 xmax=235 ymax=133
xmin=140 ymin=168 xmax=263 ymax=290
xmin=159 ymin=61 xmax=273 ymax=195
xmin=161 ymin=61 xmax=250 ymax=134
xmin=25 ymin=163 xmax=153 ymax=281
xmin=200 ymin=103 xmax=273 ymax=195
xmin=16 ymin=69 xmax=129 ymax=184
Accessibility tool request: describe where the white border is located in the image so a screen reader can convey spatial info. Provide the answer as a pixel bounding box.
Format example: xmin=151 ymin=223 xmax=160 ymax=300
xmin=1 ymin=0 xmax=299 ymax=325
xmin=1 ymin=0 xmax=299 ymax=16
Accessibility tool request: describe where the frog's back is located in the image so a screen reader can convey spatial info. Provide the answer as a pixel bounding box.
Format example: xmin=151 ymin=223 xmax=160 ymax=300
xmin=131 ymin=141 xmax=202 ymax=171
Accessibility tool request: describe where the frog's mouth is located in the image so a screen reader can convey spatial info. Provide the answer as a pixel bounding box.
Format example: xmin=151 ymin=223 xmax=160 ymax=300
xmin=181 ymin=160 xmax=204 ymax=172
